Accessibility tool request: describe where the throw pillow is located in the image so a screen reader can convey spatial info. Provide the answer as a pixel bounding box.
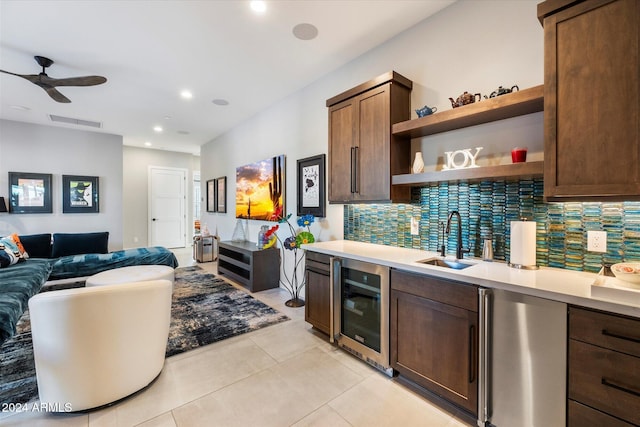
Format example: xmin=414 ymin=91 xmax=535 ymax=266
xmin=52 ymin=232 xmax=109 ymax=258
xmin=0 ymin=250 xmax=12 ymax=268
xmin=10 ymin=233 xmax=29 ymax=259
xmin=0 ymin=236 xmax=21 ymax=267
xmin=18 ymin=233 xmax=52 ymax=258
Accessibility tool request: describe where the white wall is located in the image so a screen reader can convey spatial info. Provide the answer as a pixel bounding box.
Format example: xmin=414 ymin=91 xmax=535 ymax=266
xmin=0 ymin=119 xmax=124 ymax=250
xmin=199 ymin=0 xmax=544 ymax=247
xmin=122 ymin=146 xmax=199 ymax=249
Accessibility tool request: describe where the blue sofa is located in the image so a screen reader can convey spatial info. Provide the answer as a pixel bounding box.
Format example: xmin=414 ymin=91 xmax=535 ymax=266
xmin=0 ymin=232 xmax=178 ymax=345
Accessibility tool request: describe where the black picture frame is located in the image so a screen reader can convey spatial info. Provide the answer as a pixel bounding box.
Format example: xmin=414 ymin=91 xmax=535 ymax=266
xmin=8 ymin=172 xmax=53 ymax=214
xmin=206 ymin=179 xmax=216 ymax=212
xmin=215 ymin=176 xmax=227 ymax=213
xmin=297 ymin=154 xmax=326 ymax=217
xmin=62 ymin=175 xmax=99 ymax=213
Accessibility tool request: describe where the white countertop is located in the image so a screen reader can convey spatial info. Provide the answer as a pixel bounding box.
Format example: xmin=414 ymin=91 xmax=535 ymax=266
xmin=302 ymin=240 xmax=640 ymax=318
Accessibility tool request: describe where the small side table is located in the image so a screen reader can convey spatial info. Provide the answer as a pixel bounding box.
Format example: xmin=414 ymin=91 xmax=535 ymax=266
xmin=193 ymin=235 xmax=217 ymax=263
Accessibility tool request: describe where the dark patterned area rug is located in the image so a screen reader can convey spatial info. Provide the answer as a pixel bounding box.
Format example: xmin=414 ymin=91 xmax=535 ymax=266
xmin=0 ymin=265 xmax=289 ymax=406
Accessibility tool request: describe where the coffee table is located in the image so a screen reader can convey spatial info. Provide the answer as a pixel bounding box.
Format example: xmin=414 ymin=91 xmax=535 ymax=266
xmin=85 ymin=265 xmax=175 ymax=287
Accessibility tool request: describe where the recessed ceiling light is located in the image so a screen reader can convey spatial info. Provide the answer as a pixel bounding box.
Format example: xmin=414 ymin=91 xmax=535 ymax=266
xmin=153 ymin=126 xmax=163 ymax=132
xmin=180 ymin=90 xmax=193 ymax=99
xmin=164 ymin=116 xmax=172 ymax=120
xmin=144 ymin=141 xmax=152 ymax=147
xmin=212 ymin=99 xmax=229 ymax=106
xmin=293 ymin=23 xmax=318 ymax=40
xmin=250 ymin=1 xmax=266 ymax=14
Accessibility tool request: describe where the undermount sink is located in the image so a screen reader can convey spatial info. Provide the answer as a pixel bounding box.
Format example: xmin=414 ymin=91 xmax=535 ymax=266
xmin=417 ymin=257 xmax=475 ymax=270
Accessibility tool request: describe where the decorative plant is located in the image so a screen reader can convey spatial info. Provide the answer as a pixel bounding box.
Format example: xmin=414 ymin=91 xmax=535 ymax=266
xmin=265 ymin=208 xmax=316 ymax=307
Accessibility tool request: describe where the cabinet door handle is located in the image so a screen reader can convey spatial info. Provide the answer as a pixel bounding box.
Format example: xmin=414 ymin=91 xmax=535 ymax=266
xmin=469 ymin=324 xmax=476 ymax=383
xmin=351 ymin=146 xmax=359 ymax=194
xmin=602 ymin=329 xmax=640 ymax=344
xmin=350 ymin=147 xmax=356 ymax=193
xmin=602 ymin=378 xmax=640 ymax=398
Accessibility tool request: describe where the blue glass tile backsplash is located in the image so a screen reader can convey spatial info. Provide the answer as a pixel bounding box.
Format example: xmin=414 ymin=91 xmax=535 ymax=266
xmin=344 ymin=178 xmax=640 ymax=273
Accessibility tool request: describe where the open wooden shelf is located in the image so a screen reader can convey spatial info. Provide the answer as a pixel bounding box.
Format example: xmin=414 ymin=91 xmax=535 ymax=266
xmin=392 ymin=85 xmax=544 ymax=139
xmin=392 ymin=161 xmax=544 ymax=186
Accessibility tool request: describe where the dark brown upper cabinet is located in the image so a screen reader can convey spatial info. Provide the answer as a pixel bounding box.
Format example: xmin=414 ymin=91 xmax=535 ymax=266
xmin=539 ymin=0 xmax=640 ymax=200
xmin=327 ymin=71 xmax=412 ymax=203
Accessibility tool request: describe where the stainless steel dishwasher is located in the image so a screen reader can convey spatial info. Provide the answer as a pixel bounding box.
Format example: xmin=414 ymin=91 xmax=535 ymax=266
xmin=478 ymin=288 xmax=567 ymax=427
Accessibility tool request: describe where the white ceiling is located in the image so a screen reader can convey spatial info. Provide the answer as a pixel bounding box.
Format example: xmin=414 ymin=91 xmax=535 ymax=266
xmin=0 ymin=0 xmax=455 ymax=155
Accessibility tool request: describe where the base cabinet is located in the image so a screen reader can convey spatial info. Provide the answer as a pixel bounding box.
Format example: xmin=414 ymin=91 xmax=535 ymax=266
xmin=390 ymin=269 xmax=478 ymax=417
xmin=304 ymin=251 xmax=331 ymax=335
xmin=568 ymin=306 xmax=640 ymax=426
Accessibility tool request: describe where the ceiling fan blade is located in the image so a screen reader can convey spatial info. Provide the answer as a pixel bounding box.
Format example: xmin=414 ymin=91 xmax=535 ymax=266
xmin=0 ymin=69 xmax=41 ymax=83
xmin=44 ymin=87 xmax=71 ymax=103
xmin=43 ymin=75 xmax=107 ymax=87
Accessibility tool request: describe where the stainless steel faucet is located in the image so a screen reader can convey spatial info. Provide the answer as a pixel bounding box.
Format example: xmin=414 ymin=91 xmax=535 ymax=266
xmin=445 ymin=210 xmax=470 ymax=260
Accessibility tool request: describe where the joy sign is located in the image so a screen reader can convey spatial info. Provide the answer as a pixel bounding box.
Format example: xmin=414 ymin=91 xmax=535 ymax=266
xmin=442 ymin=147 xmax=483 ymax=170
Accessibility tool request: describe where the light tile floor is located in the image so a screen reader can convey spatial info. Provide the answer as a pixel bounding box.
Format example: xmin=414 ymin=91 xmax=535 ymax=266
xmin=2 ymin=247 xmax=472 ymax=427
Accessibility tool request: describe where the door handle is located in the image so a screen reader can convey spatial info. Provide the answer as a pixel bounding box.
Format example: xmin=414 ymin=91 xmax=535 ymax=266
xmin=353 ymin=146 xmax=359 ymax=194
xmin=350 ymin=147 xmax=356 ymax=194
xmin=478 ymin=288 xmax=492 ymax=424
xmin=602 ymin=329 xmax=640 ymax=344
xmin=469 ymin=324 xmax=476 ymax=383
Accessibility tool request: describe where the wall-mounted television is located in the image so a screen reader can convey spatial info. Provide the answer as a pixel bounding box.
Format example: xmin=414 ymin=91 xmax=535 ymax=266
xmin=236 ymin=154 xmax=285 ymax=221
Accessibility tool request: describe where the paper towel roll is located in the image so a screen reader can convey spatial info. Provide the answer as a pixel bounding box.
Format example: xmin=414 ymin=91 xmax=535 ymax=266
xmin=510 ymin=221 xmax=537 ymax=268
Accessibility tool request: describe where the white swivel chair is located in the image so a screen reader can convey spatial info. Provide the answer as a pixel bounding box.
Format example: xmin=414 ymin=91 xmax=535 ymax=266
xmin=28 ymin=279 xmax=172 ymax=412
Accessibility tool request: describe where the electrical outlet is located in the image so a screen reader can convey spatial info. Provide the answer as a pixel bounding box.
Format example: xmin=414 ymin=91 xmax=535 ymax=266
xmin=410 ymin=217 xmax=419 ymax=236
xmin=587 ymin=230 xmax=607 ymax=253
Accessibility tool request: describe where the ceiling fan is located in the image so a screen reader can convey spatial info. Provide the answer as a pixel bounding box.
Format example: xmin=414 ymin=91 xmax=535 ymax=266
xmin=0 ymin=55 xmax=107 ymax=103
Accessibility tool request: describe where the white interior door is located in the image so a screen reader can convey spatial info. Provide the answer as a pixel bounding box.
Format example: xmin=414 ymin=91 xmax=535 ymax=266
xmin=149 ymin=166 xmax=187 ymax=248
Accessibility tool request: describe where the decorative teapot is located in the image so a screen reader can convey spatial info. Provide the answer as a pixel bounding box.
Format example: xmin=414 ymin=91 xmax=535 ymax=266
xmin=485 ymin=85 xmax=519 ymax=99
xmin=449 ymin=91 xmax=481 ymax=108
xmin=416 ymin=105 xmax=438 ymax=118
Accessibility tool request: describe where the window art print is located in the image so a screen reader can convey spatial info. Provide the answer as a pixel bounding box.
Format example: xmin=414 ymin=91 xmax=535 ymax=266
xmin=206 ymin=179 xmax=216 ymax=212
xmin=62 ymin=175 xmax=99 ymax=213
xmin=236 ymin=155 xmax=285 ymax=221
xmin=296 ymin=154 xmax=325 ymax=217
xmin=302 ymin=164 xmax=320 ymax=208
xmin=216 ymin=176 xmax=227 ymax=213
xmin=8 ymin=172 xmax=53 ymax=214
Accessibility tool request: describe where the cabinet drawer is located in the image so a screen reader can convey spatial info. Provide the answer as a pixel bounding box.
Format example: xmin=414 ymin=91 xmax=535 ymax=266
xmin=569 ymin=307 xmax=640 ymax=357
xmin=568 ymin=400 xmax=636 ymax=427
xmin=390 ymin=269 xmax=477 ymax=312
xmin=569 ymin=339 xmax=640 ymax=425
xmin=306 ymin=259 xmax=330 ymax=274
xmin=306 ymin=251 xmax=330 ymax=266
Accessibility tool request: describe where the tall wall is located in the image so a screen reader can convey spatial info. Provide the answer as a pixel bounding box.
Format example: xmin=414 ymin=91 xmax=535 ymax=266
xmin=199 ymin=1 xmax=543 ymax=252
xmin=122 ymin=146 xmax=199 ymax=249
xmin=0 ymin=119 xmax=124 ymax=250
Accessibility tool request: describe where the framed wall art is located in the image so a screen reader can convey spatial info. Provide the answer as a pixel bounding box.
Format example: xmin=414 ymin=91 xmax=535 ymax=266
xmin=62 ymin=175 xmax=99 ymax=213
xmin=216 ymin=176 xmax=227 ymax=213
xmin=8 ymin=172 xmax=53 ymax=214
xmin=236 ymin=154 xmax=285 ymax=221
xmin=206 ymin=179 xmax=216 ymax=212
xmin=297 ymin=154 xmax=325 ymax=217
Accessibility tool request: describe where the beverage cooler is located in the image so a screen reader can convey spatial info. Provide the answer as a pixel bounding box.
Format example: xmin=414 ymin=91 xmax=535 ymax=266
xmin=193 ymin=235 xmax=218 ymax=263
xmin=331 ymin=257 xmax=392 ymax=376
